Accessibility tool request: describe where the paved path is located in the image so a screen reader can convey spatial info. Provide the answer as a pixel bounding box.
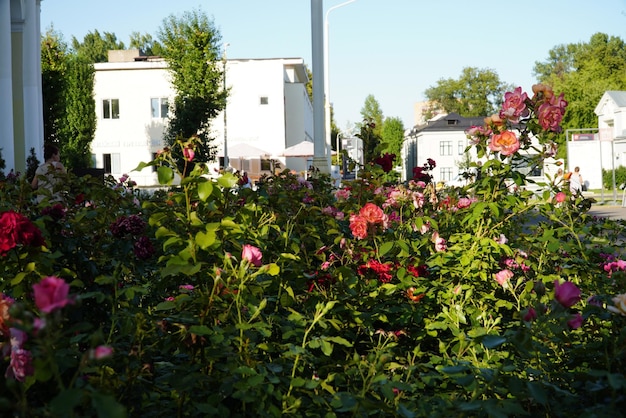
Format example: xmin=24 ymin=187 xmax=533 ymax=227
xmin=588 ymin=205 xmax=626 ymax=221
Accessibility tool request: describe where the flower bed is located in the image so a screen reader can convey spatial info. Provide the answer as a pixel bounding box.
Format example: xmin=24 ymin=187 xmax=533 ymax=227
xmin=1 ymin=86 xmax=626 ymax=417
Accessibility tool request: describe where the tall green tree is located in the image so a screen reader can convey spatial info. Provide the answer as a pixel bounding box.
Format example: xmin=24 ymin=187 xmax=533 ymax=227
xmin=60 ymin=55 xmax=96 ymax=169
xmin=41 ymin=28 xmax=69 ymax=145
xmin=534 ymin=32 xmax=626 ymax=133
xmin=424 ymin=67 xmax=513 ymax=118
xmin=72 ymin=30 xmax=125 ymax=63
xmin=360 ymin=94 xmax=384 ymax=138
xmin=158 ymin=9 xmax=227 ymax=165
xmin=42 ymin=29 xmax=96 ymax=169
xmin=129 ymin=32 xmax=164 ymax=56
xmin=380 ymin=117 xmax=404 ymax=157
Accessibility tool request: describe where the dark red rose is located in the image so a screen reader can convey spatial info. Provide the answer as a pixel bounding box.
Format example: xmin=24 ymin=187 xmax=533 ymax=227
xmin=0 ymin=211 xmax=45 ymax=255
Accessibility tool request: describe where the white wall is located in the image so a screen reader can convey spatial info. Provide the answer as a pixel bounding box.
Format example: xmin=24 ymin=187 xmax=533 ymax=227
xmin=92 ymin=57 xmax=314 ymax=186
xmin=92 ymin=61 xmax=175 ymax=185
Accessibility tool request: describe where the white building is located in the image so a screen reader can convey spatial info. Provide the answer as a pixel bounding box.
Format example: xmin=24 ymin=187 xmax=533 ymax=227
xmin=91 ymin=50 xmax=314 ymax=186
xmin=0 ymin=0 xmax=44 ymax=173
xmin=402 ymin=113 xmax=554 ymax=189
xmin=402 ymin=113 xmax=484 ymax=183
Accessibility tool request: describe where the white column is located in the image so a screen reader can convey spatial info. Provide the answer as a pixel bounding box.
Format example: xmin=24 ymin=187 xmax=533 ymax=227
xmin=22 ymin=0 xmax=44 ymax=162
xmin=310 ymin=0 xmax=330 ymax=174
xmin=0 ymin=0 xmax=15 ymax=171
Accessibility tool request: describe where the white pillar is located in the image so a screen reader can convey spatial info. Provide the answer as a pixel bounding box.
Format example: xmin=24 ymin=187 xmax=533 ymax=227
xmin=0 ymin=0 xmax=15 ymax=172
xmin=22 ymin=0 xmax=43 ymax=162
xmin=310 ymin=0 xmax=330 ymax=174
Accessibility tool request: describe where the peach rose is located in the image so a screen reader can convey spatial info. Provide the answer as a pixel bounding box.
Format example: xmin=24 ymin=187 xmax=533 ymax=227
xmin=488 ymin=130 xmax=520 ymax=156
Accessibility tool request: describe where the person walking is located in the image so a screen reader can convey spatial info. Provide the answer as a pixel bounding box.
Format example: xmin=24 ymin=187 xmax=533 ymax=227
xmin=569 ymin=166 xmax=583 ymax=195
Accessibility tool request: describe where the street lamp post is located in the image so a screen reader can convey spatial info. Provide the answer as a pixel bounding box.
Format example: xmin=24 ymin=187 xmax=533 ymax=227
xmin=324 ymin=0 xmax=356 ymax=168
xmin=222 ymin=42 xmax=230 ymax=169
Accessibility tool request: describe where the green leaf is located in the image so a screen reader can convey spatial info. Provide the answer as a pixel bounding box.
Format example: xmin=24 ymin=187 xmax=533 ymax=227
xmin=189 ymin=325 xmax=213 ymax=336
xmin=195 ymin=230 xmax=216 ymax=249
xmin=91 ymin=392 xmax=127 ymax=418
xmin=157 ymin=165 xmax=174 ymax=185
xmin=481 ymin=335 xmax=506 ymax=349
xmin=526 ymin=381 xmax=547 ymax=405
xmin=217 ymin=173 xmax=239 ymax=188
xmin=198 ymin=180 xmax=213 ymax=201
xmin=326 ymin=336 xmax=353 ymax=347
xmin=10 ymin=272 xmax=27 ymax=285
xmin=378 ymin=241 xmax=394 ymax=257
xmin=49 ymin=389 xmax=84 ymax=416
xmin=132 ymin=161 xmax=149 ymax=172
xmin=320 ymin=339 xmax=333 ymax=356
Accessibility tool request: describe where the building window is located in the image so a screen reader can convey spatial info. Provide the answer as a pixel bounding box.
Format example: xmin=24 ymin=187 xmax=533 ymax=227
xmin=103 ymin=99 xmax=120 ymax=119
xmin=458 ymin=140 xmax=466 ymax=155
xmin=151 ymin=98 xmax=169 ymax=118
xmin=440 ymin=141 xmax=452 ymax=156
xmin=440 ymin=167 xmax=453 ymax=181
xmin=260 ymin=96 xmax=269 ymax=105
xmin=103 ymin=153 xmax=121 ymax=174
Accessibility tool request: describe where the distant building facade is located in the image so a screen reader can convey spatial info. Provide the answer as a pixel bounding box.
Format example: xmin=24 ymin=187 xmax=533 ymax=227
xmin=402 ymin=113 xmax=483 ymax=183
xmin=91 ymin=50 xmax=314 ymax=186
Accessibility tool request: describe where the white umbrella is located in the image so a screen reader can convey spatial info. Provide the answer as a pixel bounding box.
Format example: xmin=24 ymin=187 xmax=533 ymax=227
xmin=219 ymin=143 xmax=270 ymax=158
xmin=280 ymin=141 xmax=315 ymax=157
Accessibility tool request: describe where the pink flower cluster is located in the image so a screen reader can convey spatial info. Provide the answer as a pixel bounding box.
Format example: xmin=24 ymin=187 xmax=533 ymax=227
xmin=534 ymin=84 xmax=568 ymax=133
xmin=349 ymin=203 xmax=388 ymax=240
xmin=466 ymin=84 xmax=567 ymax=157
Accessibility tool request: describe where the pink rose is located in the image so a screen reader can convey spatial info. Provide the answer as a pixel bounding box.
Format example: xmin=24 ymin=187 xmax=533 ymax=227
xmin=523 ymin=307 xmax=537 ymax=322
xmin=92 ymin=345 xmax=114 ymax=360
xmin=567 ymin=312 xmax=583 ymax=329
xmin=242 ymin=244 xmax=263 ymax=267
xmin=359 ymin=203 xmax=385 ymax=225
xmin=5 ymin=348 xmax=34 ymax=382
xmin=499 ymin=87 xmax=529 ymax=123
xmin=537 ymin=94 xmax=567 ymax=133
xmin=554 ymin=192 xmax=567 ymax=203
xmin=494 ymin=269 xmax=514 ymax=286
xmin=554 ymin=280 xmax=581 ymax=308
xmin=32 ymin=276 xmax=74 ymax=314
xmin=349 ymin=214 xmax=368 ymax=240
xmin=488 ymin=130 xmax=520 ymax=156
xmin=432 ymin=231 xmax=447 ymax=252
xmin=183 ymin=147 xmax=195 ymax=162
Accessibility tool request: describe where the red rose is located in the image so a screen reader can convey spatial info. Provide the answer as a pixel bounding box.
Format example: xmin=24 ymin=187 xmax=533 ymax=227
xmin=0 ymin=211 xmax=45 ymax=255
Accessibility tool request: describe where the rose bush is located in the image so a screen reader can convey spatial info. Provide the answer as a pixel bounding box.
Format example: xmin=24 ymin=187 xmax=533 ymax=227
xmin=0 ymin=85 xmax=626 ymax=416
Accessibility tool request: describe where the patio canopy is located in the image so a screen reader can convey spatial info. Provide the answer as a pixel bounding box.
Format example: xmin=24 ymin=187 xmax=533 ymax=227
xmin=218 ymin=143 xmax=270 ymax=159
xmin=280 ymin=141 xmax=316 ymax=157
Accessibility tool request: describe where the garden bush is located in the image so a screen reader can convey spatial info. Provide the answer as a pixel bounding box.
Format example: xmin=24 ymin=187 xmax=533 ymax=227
xmin=1 ymin=86 xmax=626 ymax=417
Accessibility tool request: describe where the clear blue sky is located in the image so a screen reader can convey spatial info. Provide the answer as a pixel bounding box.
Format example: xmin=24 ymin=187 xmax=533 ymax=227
xmin=42 ymin=0 xmax=626 ymax=132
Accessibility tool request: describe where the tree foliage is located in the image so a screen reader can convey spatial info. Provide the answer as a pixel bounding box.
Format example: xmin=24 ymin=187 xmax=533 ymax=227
xmin=129 ymin=32 xmax=164 ymax=56
xmin=42 ymin=30 xmax=96 ymax=170
xmin=424 ymin=67 xmax=513 ymax=118
xmin=534 ymin=32 xmax=626 ymax=133
xmin=60 ymin=56 xmax=96 ymax=170
xmin=380 ymin=117 xmax=405 ymax=157
xmin=157 ymin=9 xmax=227 ymax=165
xmin=360 ymin=94 xmax=384 ymax=138
xmin=41 ymin=28 xmax=69 ymax=145
xmin=72 ymin=30 xmax=125 ymax=63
